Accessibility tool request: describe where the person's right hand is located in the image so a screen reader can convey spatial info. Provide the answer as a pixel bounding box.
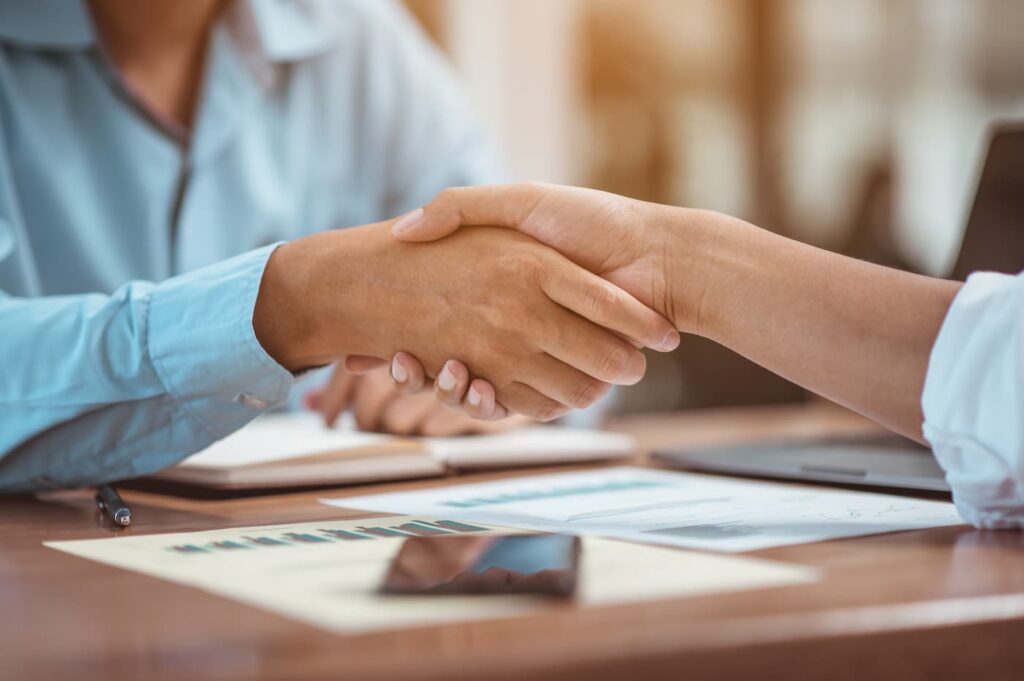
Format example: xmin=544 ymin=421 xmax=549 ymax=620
xmin=382 ymin=182 xmax=705 ymax=417
xmin=253 ymin=220 xmax=680 ymax=421
xmin=389 ymin=183 xmax=699 ymax=324
xmin=385 ymin=181 xmax=965 ymax=444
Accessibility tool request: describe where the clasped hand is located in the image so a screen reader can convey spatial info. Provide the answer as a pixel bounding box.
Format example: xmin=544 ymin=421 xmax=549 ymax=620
xmin=255 ymin=215 xmax=680 ymax=424
xmin=363 ymin=183 xmax=685 ymax=421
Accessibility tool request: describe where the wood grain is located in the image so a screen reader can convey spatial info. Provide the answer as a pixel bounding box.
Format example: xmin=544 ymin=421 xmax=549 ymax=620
xmin=6 ymin=402 xmax=1022 ymax=681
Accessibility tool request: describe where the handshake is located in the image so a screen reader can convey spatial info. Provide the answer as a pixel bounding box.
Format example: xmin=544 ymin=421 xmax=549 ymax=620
xmin=255 ymin=183 xmax=703 ymax=426
xmin=256 ymin=180 xmax=950 ymax=442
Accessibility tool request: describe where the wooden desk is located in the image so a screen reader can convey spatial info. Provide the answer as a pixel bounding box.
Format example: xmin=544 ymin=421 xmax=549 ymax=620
xmin=6 ymin=403 xmax=1024 ymax=681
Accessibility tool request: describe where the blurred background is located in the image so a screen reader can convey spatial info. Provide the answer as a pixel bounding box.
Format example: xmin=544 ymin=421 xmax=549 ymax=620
xmin=403 ymin=0 xmax=1024 ymax=415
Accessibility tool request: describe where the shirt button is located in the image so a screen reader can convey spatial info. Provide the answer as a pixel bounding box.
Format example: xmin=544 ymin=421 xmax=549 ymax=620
xmin=236 ymin=392 xmax=270 ymax=409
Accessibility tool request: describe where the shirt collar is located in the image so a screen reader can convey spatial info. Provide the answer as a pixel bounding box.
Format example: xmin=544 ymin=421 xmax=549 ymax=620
xmin=0 ymin=0 xmax=93 ymax=49
xmin=246 ymin=0 xmax=338 ymax=63
xmin=0 ymin=0 xmax=337 ymax=63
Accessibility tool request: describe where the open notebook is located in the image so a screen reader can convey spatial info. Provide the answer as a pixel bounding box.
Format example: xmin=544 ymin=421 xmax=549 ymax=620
xmin=152 ymin=413 xmax=636 ymax=489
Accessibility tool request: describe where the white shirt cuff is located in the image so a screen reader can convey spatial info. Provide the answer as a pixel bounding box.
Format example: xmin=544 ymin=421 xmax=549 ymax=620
xmin=921 ymin=271 xmax=1024 ymax=528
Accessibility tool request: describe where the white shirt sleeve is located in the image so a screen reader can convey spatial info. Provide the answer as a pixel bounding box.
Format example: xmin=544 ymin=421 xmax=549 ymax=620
xmin=921 ymin=271 xmax=1024 ymax=528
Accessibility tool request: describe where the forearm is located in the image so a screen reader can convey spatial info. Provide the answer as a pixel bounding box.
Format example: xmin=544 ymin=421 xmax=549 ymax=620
xmin=0 ymin=247 xmax=293 ymax=491
xmin=661 ymin=207 xmax=961 ymax=440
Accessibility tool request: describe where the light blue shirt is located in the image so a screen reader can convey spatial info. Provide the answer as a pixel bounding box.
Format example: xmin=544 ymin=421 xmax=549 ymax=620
xmin=0 ymin=0 xmax=499 ymax=492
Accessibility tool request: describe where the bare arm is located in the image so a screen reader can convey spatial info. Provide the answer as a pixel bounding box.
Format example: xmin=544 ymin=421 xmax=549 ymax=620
xmin=388 ymin=183 xmax=961 ymax=440
xmin=662 ymin=207 xmax=960 ymax=440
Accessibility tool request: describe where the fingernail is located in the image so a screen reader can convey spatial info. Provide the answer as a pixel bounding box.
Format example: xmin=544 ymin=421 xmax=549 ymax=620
xmin=657 ymin=330 xmax=681 ymax=352
xmin=391 ymin=358 xmax=408 ymax=383
xmin=391 ymin=207 xmax=424 ymax=235
xmin=467 ymin=386 xmax=482 ymax=407
xmin=437 ymin=364 xmax=457 ymax=391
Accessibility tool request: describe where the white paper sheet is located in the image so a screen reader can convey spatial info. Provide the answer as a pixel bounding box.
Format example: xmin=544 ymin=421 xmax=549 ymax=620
xmin=180 ymin=414 xmax=398 ymax=467
xmin=322 ymin=467 xmax=964 ymax=552
xmin=45 ymin=515 xmax=814 ymax=633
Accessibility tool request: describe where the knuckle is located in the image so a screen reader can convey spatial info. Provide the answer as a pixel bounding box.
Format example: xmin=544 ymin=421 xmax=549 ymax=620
xmin=594 ymin=344 xmax=631 ymax=380
xmin=492 ymin=253 xmax=522 ymax=280
xmin=567 ymin=379 xmax=609 ymax=409
xmin=432 ymin=186 xmax=461 ymax=209
xmin=534 ymin=402 xmax=568 ymax=423
xmin=583 ymin=283 xmax=618 ymax=319
xmin=519 ymin=180 xmax=553 ymax=205
xmin=518 ymin=180 xmax=543 ymax=198
xmin=497 ymin=250 xmax=543 ymax=283
xmin=521 ymin=307 xmax=551 ymax=341
xmin=642 ymin=318 xmax=666 ymax=345
xmin=594 ymin=193 xmax=642 ymax=231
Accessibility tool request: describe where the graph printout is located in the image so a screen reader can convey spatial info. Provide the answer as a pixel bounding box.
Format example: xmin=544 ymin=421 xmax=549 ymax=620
xmin=324 ymin=467 xmax=964 ymax=552
xmin=45 ymin=514 xmax=814 ymax=633
xmin=163 ymin=518 xmax=489 ymax=554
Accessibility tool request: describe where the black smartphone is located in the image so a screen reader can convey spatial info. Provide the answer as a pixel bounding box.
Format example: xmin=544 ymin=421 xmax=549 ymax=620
xmin=380 ymin=534 xmax=581 ymax=597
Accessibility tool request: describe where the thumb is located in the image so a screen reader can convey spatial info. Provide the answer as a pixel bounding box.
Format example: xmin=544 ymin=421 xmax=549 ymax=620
xmin=390 ymin=183 xmax=542 ymax=242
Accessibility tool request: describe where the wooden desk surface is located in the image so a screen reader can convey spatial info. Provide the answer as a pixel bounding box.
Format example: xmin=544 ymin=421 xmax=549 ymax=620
xmin=6 ymin=403 xmax=1024 ymax=681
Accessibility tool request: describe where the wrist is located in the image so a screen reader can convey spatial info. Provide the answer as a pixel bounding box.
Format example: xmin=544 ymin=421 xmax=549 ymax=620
xmin=650 ymin=204 xmax=750 ymax=339
xmin=253 ymin=239 xmax=332 ymax=371
xmin=254 ymin=223 xmax=405 ymax=372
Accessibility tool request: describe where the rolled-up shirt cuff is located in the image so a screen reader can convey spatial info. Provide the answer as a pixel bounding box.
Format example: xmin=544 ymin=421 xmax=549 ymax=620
xmin=921 ymin=271 xmax=1024 ymax=528
xmin=147 ymin=244 xmax=295 ymax=441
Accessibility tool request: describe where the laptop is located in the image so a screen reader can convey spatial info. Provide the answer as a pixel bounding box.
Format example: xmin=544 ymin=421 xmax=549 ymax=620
xmin=654 ymin=123 xmax=1024 ymax=493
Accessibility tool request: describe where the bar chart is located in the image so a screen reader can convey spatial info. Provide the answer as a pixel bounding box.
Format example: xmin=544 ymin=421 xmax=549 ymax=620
xmin=166 ymin=518 xmax=489 ymax=554
xmin=440 ymin=478 xmax=666 ymax=508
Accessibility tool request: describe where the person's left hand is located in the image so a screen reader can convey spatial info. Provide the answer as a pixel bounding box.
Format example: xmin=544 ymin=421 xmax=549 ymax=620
xmin=303 ymin=363 xmax=530 ymax=436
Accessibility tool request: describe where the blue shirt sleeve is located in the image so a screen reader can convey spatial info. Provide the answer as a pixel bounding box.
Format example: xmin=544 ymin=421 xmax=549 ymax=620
xmin=0 ymin=245 xmax=294 ymax=492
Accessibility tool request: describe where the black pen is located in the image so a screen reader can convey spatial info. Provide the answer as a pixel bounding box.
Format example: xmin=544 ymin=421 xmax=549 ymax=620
xmin=95 ymin=485 xmax=132 ymax=527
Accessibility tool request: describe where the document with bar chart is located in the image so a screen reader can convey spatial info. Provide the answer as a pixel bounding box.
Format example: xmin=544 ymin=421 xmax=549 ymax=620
xmin=44 ymin=514 xmax=814 ymax=632
xmin=324 ymin=467 xmax=964 ymax=552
